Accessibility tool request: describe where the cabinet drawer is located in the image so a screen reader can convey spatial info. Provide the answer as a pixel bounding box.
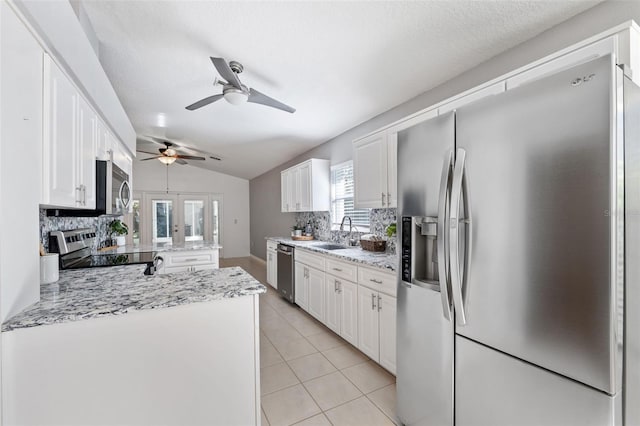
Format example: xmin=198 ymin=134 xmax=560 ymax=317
xmin=295 ymin=249 xmax=325 ymax=270
xmin=358 ymin=266 xmax=397 ymax=297
xmin=267 ymin=240 xmax=278 ymax=251
xmin=164 ymin=250 xmax=217 ymax=267
xmin=325 ymin=258 xmax=357 ymax=282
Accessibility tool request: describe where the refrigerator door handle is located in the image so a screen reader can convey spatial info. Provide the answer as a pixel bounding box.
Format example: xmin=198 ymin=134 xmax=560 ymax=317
xmin=450 ymin=148 xmax=472 ymax=326
xmin=437 ymin=150 xmax=454 ymax=321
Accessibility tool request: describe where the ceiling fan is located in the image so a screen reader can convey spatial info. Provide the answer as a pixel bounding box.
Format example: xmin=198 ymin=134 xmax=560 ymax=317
xmin=186 ymin=57 xmax=296 ymax=113
xmin=137 ymin=140 xmax=206 ymax=165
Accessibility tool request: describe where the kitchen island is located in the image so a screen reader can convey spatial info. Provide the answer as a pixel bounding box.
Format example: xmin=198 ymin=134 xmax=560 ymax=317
xmin=2 ymin=265 xmax=266 ymax=425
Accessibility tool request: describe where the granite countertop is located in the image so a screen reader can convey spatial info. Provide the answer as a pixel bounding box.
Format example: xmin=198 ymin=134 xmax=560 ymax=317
xmin=267 ymin=237 xmax=398 ymax=272
xmin=95 ymin=241 xmax=222 ymax=255
xmin=2 ymin=265 xmax=265 ymax=332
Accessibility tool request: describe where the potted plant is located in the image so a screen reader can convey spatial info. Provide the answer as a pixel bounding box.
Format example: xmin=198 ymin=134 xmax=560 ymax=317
xmin=291 ymin=225 xmax=303 ymax=237
xmin=109 ymin=219 xmax=129 ymax=246
xmin=386 ymin=223 xmax=397 ymax=238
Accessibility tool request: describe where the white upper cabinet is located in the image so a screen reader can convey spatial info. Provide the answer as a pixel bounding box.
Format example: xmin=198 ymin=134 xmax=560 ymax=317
xmin=42 ymin=56 xmax=79 ymax=208
xmin=77 ymin=96 xmax=96 ymax=209
xmin=281 ymin=158 xmax=330 ymax=212
xmin=353 ymin=131 xmax=396 ymax=208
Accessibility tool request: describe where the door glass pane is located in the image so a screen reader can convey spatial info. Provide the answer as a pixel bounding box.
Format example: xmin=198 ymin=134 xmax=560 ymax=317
xmin=184 ymin=200 xmax=204 ymax=241
xmin=152 ymin=200 xmax=173 ymax=243
xmin=132 ymin=199 xmax=140 ymax=245
xmin=212 ymin=200 xmax=220 ymax=244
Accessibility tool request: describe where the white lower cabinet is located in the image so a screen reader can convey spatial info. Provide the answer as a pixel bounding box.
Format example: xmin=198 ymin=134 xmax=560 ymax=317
xmin=294 ymin=262 xmax=309 ymax=310
xmin=295 ymin=260 xmax=324 ymax=320
xmin=357 ymin=287 xmax=381 ymax=361
xmin=307 ymin=267 xmax=325 ymax=322
xmin=324 ymin=275 xmax=341 ymax=334
xmin=295 ymin=247 xmax=396 ymax=374
xmin=156 ymin=249 xmax=219 ymax=274
xmin=266 ymin=242 xmax=278 ymax=288
xmin=324 ymin=275 xmax=359 ymax=347
xmin=356 ymin=288 xmax=397 ymax=374
xmin=378 ymin=292 xmax=397 ymax=373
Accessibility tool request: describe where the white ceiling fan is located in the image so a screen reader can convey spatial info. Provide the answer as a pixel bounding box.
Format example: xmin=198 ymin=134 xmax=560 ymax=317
xmin=186 ymin=57 xmax=296 ymax=113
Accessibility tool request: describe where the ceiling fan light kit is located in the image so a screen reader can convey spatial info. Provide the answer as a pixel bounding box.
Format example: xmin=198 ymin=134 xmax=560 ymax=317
xmin=158 ymin=156 xmax=177 ymax=165
xmin=223 ymin=87 xmax=249 ymax=105
xmin=137 ymin=140 xmax=206 ymax=166
xmin=186 ymin=56 xmax=295 ymax=113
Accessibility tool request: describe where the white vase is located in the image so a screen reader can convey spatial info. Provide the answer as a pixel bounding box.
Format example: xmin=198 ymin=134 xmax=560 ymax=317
xmin=116 ymin=236 xmax=126 ymax=246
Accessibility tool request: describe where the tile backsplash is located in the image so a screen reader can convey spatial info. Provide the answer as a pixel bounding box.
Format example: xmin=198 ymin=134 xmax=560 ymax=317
xmin=39 ymin=209 xmax=122 ymax=252
xmin=295 ymin=208 xmax=397 ymax=254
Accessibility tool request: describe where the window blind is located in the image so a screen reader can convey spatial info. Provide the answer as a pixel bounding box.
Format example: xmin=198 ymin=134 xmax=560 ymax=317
xmin=331 ymin=161 xmax=369 ymax=228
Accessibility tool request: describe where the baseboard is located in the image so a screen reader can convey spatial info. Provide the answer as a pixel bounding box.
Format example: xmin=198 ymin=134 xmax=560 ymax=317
xmin=251 ymin=254 xmax=267 ymax=265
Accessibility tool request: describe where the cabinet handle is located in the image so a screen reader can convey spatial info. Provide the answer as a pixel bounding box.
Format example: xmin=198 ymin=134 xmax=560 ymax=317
xmin=378 ymin=295 xmax=382 ymax=311
xmin=381 ymin=192 xmax=386 ymax=205
xmin=75 ymin=186 xmax=82 ymax=204
xmin=332 ymin=267 xmax=343 ymax=272
xmin=334 ymin=279 xmax=341 ymax=293
xmin=82 ymin=185 xmax=87 ymax=205
xmin=371 ymin=293 xmax=376 ymax=310
xmin=370 ymin=278 xmax=383 ymax=284
xmin=286 ymin=203 xmax=289 ymax=211
xmin=387 ymin=192 xmax=391 ymax=206
xmin=183 ymin=258 xmax=199 ymax=262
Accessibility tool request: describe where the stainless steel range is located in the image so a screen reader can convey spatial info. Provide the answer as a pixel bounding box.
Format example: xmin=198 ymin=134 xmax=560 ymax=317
xmin=49 ymin=228 xmax=155 ymax=270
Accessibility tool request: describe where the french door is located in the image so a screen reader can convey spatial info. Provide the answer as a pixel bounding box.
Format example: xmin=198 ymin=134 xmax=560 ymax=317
xmin=142 ymin=192 xmax=222 ymax=249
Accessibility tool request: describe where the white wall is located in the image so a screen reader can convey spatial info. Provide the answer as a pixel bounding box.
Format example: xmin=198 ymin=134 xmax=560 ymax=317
xmin=133 ymin=160 xmax=250 ymax=258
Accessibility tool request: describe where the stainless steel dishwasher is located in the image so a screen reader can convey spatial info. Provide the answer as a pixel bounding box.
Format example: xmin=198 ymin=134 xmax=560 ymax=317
xmin=277 ymin=243 xmax=295 ymax=303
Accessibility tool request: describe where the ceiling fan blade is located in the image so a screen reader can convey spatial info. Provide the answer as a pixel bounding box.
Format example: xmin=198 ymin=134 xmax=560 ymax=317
xmin=210 ymin=57 xmax=242 ymax=89
xmin=248 ymin=88 xmax=295 ymax=113
xmin=176 ymin=155 xmax=206 ymax=160
xmin=175 ymin=158 xmax=188 ymax=165
xmin=136 ymin=150 xmax=160 ymax=155
xmin=140 ymin=156 xmax=164 ymax=161
xmin=185 ymin=94 xmax=224 ymax=111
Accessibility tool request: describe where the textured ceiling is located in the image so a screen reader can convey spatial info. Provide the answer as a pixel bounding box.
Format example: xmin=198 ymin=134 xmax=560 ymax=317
xmin=81 ymin=1 xmax=599 ymax=180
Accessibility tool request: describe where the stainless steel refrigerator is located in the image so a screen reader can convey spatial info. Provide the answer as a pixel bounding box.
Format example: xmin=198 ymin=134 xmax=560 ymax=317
xmin=396 ymin=54 xmax=640 ymax=425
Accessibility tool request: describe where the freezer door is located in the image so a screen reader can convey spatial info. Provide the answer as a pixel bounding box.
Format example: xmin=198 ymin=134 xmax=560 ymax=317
xmin=456 ymin=336 xmax=618 ymax=426
xmin=397 ymin=113 xmax=455 ymax=425
xmin=455 ymin=55 xmax=621 ymax=394
xmin=397 ymin=282 xmax=453 ymax=426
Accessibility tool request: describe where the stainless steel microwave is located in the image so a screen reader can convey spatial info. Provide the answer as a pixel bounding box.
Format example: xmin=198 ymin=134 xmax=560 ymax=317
xmin=46 ymin=160 xmax=131 ymax=217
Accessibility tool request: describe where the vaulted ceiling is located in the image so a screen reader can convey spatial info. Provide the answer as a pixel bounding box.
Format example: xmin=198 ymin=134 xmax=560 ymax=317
xmin=81 ymin=1 xmax=599 ymax=180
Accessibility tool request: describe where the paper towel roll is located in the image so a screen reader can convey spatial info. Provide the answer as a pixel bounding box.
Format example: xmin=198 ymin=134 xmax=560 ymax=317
xmin=40 ymin=253 xmax=59 ymax=284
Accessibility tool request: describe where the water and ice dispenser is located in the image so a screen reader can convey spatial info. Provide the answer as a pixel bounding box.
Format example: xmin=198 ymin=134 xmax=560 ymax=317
xmin=401 ymin=215 xmax=441 ymax=289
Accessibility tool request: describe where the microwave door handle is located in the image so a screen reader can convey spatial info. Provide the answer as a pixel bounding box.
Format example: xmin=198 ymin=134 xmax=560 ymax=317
xmin=119 ymin=180 xmax=130 ymax=211
xmin=437 ymin=150 xmax=454 ymax=322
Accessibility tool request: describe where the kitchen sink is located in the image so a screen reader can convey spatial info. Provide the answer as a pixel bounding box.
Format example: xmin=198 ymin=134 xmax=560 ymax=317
xmin=314 ymin=243 xmax=349 ymax=251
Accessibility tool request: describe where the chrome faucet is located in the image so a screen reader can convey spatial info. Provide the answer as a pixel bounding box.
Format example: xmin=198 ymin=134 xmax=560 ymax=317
xmin=340 ymin=216 xmax=358 ymax=246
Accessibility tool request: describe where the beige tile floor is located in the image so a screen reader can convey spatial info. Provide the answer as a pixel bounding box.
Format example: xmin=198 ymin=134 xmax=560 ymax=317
xmin=221 ymin=257 xmax=398 ymax=426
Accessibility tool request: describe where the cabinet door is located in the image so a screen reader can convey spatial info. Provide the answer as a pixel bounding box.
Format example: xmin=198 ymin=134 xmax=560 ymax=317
xmin=353 ymin=132 xmax=387 ymax=208
xmin=340 ymin=280 xmax=358 ymax=347
xmin=307 ymin=267 xmax=325 ymax=322
xmin=281 ymin=170 xmax=292 ymax=212
xmin=294 ymin=262 xmax=308 ymax=311
xmin=297 ymin=161 xmax=312 ymax=211
xmin=77 ymin=96 xmax=96 ymax=209
xmin=95 ymin=118 xmax=110 ymax=161
xmin=357 ymin=287 xmax=380 ymax=361
xmin=267 ymin=250 xmax=277 ymax=288
xmin=324 ymin=275 xmax=341 ymax=334
xmin=44 ymin=56 xmax=79 ymax=207
xmin=386 ymin=132 xmax=397 ymax=208
xmin=378 ymin=293 xmax=397 ymax=374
